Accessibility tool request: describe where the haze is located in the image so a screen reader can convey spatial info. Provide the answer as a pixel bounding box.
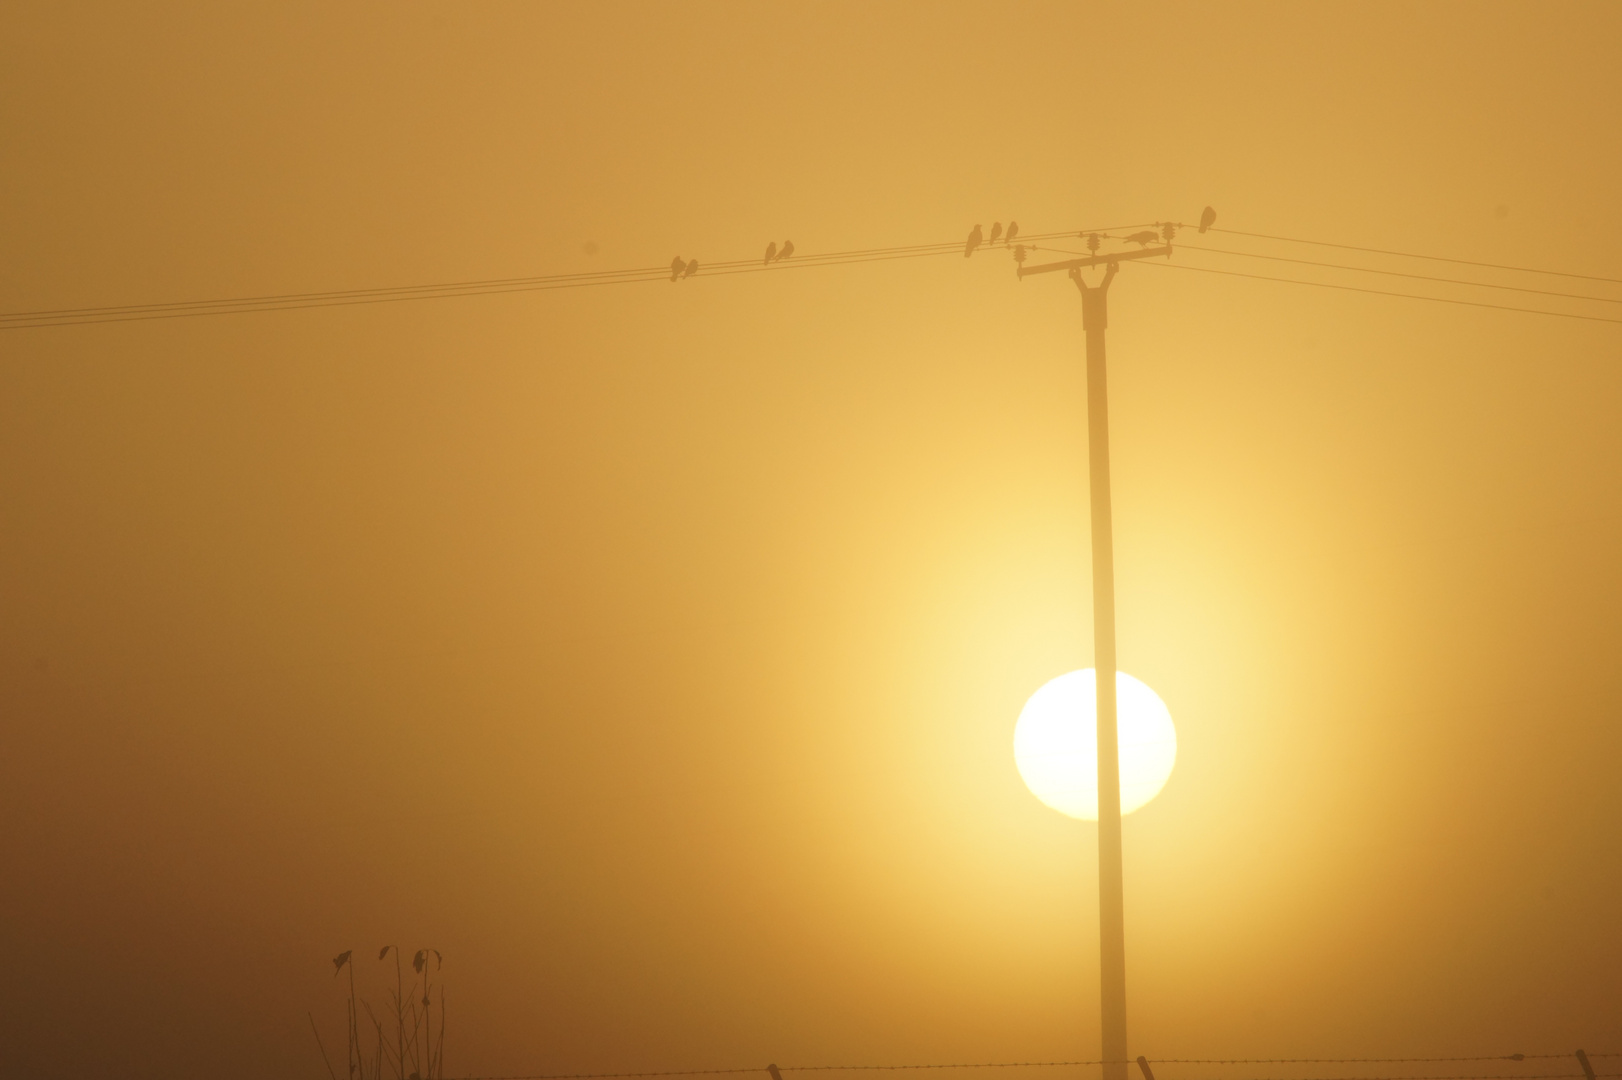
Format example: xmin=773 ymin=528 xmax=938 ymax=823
xmin=2 ymin=3 xmax=1620 ymax=1078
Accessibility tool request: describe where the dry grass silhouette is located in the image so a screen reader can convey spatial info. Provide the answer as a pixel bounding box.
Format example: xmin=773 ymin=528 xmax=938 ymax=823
xmin=315 ymin=946 xmax=446 ymax=1080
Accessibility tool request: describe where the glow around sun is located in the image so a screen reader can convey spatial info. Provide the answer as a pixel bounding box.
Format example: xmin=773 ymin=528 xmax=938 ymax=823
xmin=1014 ymin=669 xmax=1177 ymax=820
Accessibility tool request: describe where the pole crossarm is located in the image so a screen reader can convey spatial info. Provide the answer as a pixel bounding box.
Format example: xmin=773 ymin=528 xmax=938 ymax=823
xmin=1017 ymin=245 xmax=1172 ymax=279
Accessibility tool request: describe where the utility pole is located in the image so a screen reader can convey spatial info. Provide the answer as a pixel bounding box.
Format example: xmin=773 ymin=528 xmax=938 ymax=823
xmin=1017 ymin=233 xmax=1174 ymax=1080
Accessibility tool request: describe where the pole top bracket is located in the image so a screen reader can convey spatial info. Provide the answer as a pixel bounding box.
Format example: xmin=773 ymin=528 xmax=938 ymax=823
xmin=1017 ymin=244 xmax=1171 ymax=280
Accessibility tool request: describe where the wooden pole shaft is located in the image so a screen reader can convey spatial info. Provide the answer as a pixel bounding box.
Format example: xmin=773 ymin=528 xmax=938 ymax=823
xmin=1078 ymin=267 xmax=1127 ymax=1080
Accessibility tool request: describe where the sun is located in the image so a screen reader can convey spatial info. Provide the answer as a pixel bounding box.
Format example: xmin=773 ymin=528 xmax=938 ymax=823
xmin=1013 ymin=669 xmax=1177 ymax=820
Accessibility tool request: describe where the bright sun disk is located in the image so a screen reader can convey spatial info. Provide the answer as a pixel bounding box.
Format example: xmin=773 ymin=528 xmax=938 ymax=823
xmin=1014 ymin=669 xmax=1177 ymax=820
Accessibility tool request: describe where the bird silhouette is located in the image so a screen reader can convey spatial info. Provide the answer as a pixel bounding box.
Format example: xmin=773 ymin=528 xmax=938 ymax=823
xmin=670 ymin=256 xmax=686 ymax=282
xmin=964 ymin=224 xmax=983 ymax=257
xmin=779 ymin=240 xmax=794 ymax=260
xmin=333 ymin=951 xmax=352 ymax=974
xmin=684 ymin=259 xmax=699 ymax=278
xmin=1005 ymin=221 xmax=1019 ymax=245
xmin=1123 ymin=230 xmax=1159 ymax=246
xmin=768 ymin=1067 xmax=784 ymax=1080
xmin=1199 ymin=206 xmax=1216 ymax=233
xmin=764 ymin=241 xmax=777 ymax=265
xmin=988 ymin=222 xmax=1003 ymax=246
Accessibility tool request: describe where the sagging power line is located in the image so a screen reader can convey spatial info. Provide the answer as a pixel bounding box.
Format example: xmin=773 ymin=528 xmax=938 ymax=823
xmin=0 ymin=225 xmax=1127 ymax=331
xmin=2 ymin=217 xmax=1619 ymax=332
xmin=1203 ymin=226 xmax=1622 ymax=286
xmin=1136 ymin=261 xmax=1622 ymax=325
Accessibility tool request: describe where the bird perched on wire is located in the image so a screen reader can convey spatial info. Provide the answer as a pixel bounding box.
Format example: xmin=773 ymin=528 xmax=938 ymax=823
xmin=779 ymin=240 xmax=794 ymax=260
xmin=768 ymin=1067 xmax=784 ymax=1080
xmin=988 ymin=222 xmax=1003 ymax=246
xmin=764 ymin=241 xmax=777 ymax=265
xmin=670 ymin=257 xmax=686 ymax=282
xmin=684 ymin=259 xmax=699 ymax=278
xmin=1122 ymin=230 xmax=1159 ymax=246
xmin=964 ymin=224 xmax=983 ymax=257
xmin=1005 ymin=221 xmax=1019 ymax=245
xmin=1199 ymin=206 xmax=1216 ymax=233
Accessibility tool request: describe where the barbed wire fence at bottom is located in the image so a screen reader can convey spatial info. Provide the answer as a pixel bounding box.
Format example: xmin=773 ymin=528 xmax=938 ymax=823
xmin=443 ymin=1055 xmax=1621 ymax=1080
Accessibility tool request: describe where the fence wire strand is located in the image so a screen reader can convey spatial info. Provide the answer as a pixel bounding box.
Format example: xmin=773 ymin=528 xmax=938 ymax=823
xmin=444 ymin=1057 xmax=1620 ymax=1080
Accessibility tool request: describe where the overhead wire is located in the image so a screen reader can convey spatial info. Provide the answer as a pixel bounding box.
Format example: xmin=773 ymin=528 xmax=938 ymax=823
xmin=1133 ymin=260 xmax=1622 ymax=325
xmin=0 ymin=225 xmax=1154 ymax=331
xmin=0 ymin=260 xmax=681 ymax=323
xmin=1022 ymin=238 xmax=1622 ymax=323
xmin=1189 ymin=226 xmax=1622 ymax=287
xmin=4 ymin=220 xmax=1621 ymax=331
xmin=0 ymin=272 xmax=665 ymax=330
xmin=1172 ymin=243 xmax=1622 ymax=306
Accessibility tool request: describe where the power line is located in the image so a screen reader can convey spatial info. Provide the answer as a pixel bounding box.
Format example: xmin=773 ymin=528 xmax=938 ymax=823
xmin=5 ymin=221 xmax=1621 ymax=332
xmin=1192 ymin=226 xmax=1622 ymax=287
xmin=1135 ymin=260 xmax=1622 ymax=325
xmin=1173 ymin=244 xmax=1622 ymax=306
xmin=0 ymin=226 xmax=1145 ymax=331
xmin=0 ymin=265 xmax=670 ymax=320
xmin=0 ymin=246 xmax=945 ymax=330
xmin=0 ymin=272 xmax=667 ymax=330
xmin=1023 ymin=242 xmax=1622 ymax=322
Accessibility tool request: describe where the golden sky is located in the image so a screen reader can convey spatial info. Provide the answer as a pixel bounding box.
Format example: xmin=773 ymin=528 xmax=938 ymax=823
xmin=2 ymin=3 xmax=1620 ymax=1078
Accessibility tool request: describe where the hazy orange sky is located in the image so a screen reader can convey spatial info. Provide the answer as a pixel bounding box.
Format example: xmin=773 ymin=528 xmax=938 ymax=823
xmin=3 ymin=3 xmax=1621 ymax=1078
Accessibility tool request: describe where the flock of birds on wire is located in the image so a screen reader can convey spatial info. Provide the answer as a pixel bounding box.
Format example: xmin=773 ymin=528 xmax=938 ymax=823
xmin=672 ymin=239 xmax=799 ymax=281
xmin=668 ymin=207 xmax=1220 ymax=283
xmin=960 ymin=208 xmax=1213 ymax=263
xmin=9 ymin=205 xmax=1622 ymax=329
xmin=963 ymin=220 xmax=1021 ymax=258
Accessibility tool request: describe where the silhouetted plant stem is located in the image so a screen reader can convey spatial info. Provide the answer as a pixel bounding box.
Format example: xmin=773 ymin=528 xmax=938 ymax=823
xmin=323 ymin=945 xmax=443 ymax=1080
xmin=347 ymin=959 xmax=360 ymax=1080
xmin=396 ymin=949 xmax=405 ymax=1080
xmin=434 ymin=987 xmax=445 ymax=1080
xmin=423 ymin=952 xmax=433 ymax=1077
xmin=309 ymin=1011 xmax=339 ymax=1080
